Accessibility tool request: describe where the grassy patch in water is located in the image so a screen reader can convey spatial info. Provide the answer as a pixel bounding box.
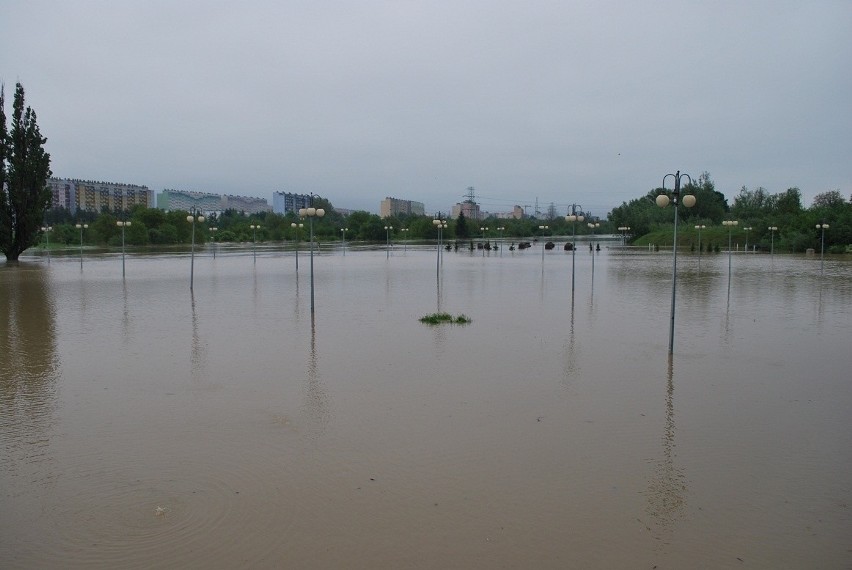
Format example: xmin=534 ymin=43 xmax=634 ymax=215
xmin=419 ymin=312 xmax=471 ymax=325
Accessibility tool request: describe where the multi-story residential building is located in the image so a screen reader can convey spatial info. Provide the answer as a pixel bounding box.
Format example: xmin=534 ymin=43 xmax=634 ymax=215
xmin=380 ymin=197 xmax=425 ymax=218
xmin=157 ymin=189 xmax=270 ymax=214
xmin=451 ymin=200 xmax=482 ymax=220
xmin=272 ymin=191 xmax=311 ymax=215
xmin=46 ymin=178 xmax=154 ymax=213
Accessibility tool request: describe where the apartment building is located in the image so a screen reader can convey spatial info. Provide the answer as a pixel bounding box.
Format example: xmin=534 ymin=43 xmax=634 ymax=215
xmin=272 ymin=191 xmax=311 ymax=214
xmin=46 ymin=178 xmax=154 ymax=213
xmin=380 ymin=197 xmax=425 ymax=218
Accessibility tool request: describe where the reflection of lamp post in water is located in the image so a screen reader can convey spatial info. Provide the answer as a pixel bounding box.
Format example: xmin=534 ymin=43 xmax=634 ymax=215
xmin=299 ymin=199 xmax=325 ymax=314
xmin=816 ymin=221 xmax=829 ymax=274
xmin=40 ymin=225 xmax=53 ymax=264
xmin=116 ymin=220 xmax=131 ymax=278
xmin=291 ymin=222 xmax=304 ymax=271
xmin=656 ymin=170 xmax=696 ymax=354
xmin=75 ymin=223 xmax=88 ymax=269
xmin=186 ymin=212 xmax=205 ymax=290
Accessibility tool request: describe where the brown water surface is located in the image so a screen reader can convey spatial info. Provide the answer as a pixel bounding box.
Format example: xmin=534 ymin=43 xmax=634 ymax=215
xmin=2 ymin=246 xmax=851 ymax=568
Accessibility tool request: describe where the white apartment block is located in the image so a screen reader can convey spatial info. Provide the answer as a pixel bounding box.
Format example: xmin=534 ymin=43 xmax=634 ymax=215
xmin=47 ymin=178 xmax=154 ymax=213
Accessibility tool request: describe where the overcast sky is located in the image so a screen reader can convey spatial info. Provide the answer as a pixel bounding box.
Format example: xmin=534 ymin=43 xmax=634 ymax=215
xmin=2 ymin=1 xmax=850 ymax=217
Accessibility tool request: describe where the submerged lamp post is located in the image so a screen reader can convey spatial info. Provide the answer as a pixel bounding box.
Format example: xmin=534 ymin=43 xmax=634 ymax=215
xmin=384 ymin=225 xmax=393 ymax=258
xmin=250 ymin=224 xmax=261 ymax=263
xmin=723 ymin=220 xmax=738 ymax=274
xmin=768 ymin=226 xmax=778 ymax=257
xmin=116 ymin=220 xmax=131 ymax=278
xmin=497 ymin=226 xmax=505 ymax=257
xmin=291 ymin=222 xmax=304 ymax=271
xmin=538 ymin=225 xmax=549 ymax=264
xmin=656 ymin=170 xmax=696 ymax=354
xmin=187 ymin=212 xmax=205 ymax=290
xmin=209 ymin=227 xmax=218 ymax=258
xmin=480 ymin=226 xmax=489 ymax=256
xmin=694 ymin=224 xmax=706 ymax=269
xmin=618 ymin=226 xmax=631 ymax=246
xmin=75 ymin=223 xmax=88 ymax=269
xmin=299 ymin=199 xmax=325 ymax=314
xmin=743 ymin=226 xmax=753 ymax=252
xmin=816 ymin=222 xmax=829 ymax=273
xmin=432 ymin=217 xmax=447 ymax=279
xmin=400 ymin=228 xmax=409 ymax=252
xmin=40 ymin=225 xmax=53 ymax=264
xmin=340 ymin=227 xmax=348 ymax=256
xmin=587 ymin=221 xmax=599 ymax=278
xmin=565 ymin=207 xmax=584 ymax=294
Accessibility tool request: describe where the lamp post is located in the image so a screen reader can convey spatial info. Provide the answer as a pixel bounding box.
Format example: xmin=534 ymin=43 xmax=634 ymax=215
xmin=250 ymin=224 xmax=260 ymax=263
xmin=768 ymin=226 xmax=778 ymax=257
xmin=340 ymin=227 xmax=348 ymax=256
xmin=432 ymin=217 xmax=447 ymax=279
xmin=564 ymin=208 xmax=584 ymax=294
xmin=618 ymin=226 xmax=631 ymax=246
xmin=497 ymin=226 xmax=505 ymax=257
xmin=816 ymin=222 xmax=829 ymax=273
xmin=40 ymin=226 xmax=53 ymax=264
xmin=400 ymin=228 xmax=409 ymax=252
xmin=587 ymin=221 xmax=599 ymax=278
xmin=694 ymin=225 xmax=706 ymax=269
xmin=538 ymin=225 xmax=549 ymax=264
xmin=299 ymin=198 xmax=325 ymax=314
xmin=209 ymin=227 xmax=218 ymax=258
xmin=291 ymin=222 xmax=304 ymax=271
xmin=722 ymin=219 xmax=738 ymax=273
xmin=75 ymin=223 xmax=88 ymax=269
xmin=656 ymin=170 xmax=696 ymax=354
xmin=384 ymin=225 xmax=393 ymax=258
xmin=186 ymin=213 xmax=205 ymax=290
xmin=480 ymin=226 xmax=489 ymax=256
xmin=116 ymin=220 xmax=131 ymax=278
xmin=743 ymin=227 xmax=753 ymax=252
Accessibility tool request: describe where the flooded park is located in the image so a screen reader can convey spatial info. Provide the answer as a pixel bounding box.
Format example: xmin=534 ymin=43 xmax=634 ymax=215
xmin=2 ymin=242 xmax=851 ymax=568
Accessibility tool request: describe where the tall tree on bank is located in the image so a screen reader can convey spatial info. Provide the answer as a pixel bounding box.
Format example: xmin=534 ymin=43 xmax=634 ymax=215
xmin=1 ymin=83 xmax=52 ymax=261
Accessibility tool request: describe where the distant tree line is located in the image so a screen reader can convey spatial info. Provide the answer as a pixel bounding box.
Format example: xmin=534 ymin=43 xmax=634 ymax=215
xmin=608 ymin=172 xmax=851 ymax=253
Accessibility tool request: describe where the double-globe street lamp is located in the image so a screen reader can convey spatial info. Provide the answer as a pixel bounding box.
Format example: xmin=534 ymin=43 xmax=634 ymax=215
xmin=565 ymin=208 xmax=584 ymax=294
xmin=298 ymin=200 xmax=325 ymax=314
xmin=587 ymin=221 xmax=600 ymax=278
xmin=209 ymin=227 xmax=218 ymax=258
xmin=816 ymin=221 xmax=829 ymax=274
xmin=618 ymin=226 xmax=631 ymax=246
xmin=384 ymin=225 xmax=394 ymax=258
xmin=694 ymin=224 xmax=706 ymax=269
xmin=497 ymin=226 xmax=505 ymax=257
xmin=40 ymin=225 xmax=53 ymax=264
xmin=538 ymin=225 xmax=549 ymax=265
xmin=722 ymin=220 xmax=738 ymax=286
xmin=290 ymin=222 xmax=304 ymax=271
xmin=75 ymin=223 xmax=88 ymax=269
xmin=480 ymin=226 xmax=489 ymax=256
xmin=186 ymin=213 xmax=205 ymax=290
xmin=768 ymin=226 xmax=778 ymax=257
xmin=340 ymin=227 xmax=349 ymax=256
xmin=250 ymin=224 xmax=261 ymax=263
xmin=656 ymin=170 xmax=696 ymax=354
xmin=743 ymin=226 xmax=753 ymax=252
xmin=400 ymin=228 xmax=409 ymax=252
xmin=116 ymin=220 xmax=131 ymax=278
xmin=432 ymin=218 xmax=448 ymax=279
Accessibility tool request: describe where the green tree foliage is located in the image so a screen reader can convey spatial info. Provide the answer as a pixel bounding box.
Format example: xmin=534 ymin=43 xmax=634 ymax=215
xmin=0 ymin=83 xmax=53 ymax=261
xmin=455 ymin=211 xmax=469 ymax=238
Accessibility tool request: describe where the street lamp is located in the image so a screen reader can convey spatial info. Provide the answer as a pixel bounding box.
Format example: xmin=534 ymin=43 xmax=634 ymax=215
xmin=209 ymin=227 xmax=218 ymax=258
xmin=432 ymin=217 xmax=447 ymax=279
xmin=538 ymin=225 xmax=549 ymax=264
xmin=250 ymin=224 xmax=261 ymax=263
xmin=480 ymin=226 xmax=489 ymax=256
xmin=400 ymin=228 xmax=409 ymax=252
xmin=340 ymin=227 xmax=349 ymax=256
xmin=564 ymin=209 xmax=584 ymax=294
xmin=722 ymin=220 xmax=738 ymax=296
xmin=656 ymin=170 xmax=696 ymax=354
xmin=40 ymin=225 xmax=53 ymax=264
xmin=743 ymin=227 xmax=753 ymax=252
xmin=694 ymin=225 xmax=706 ymax=270
xmin=75 ymin=223 xmax=88 ymax=269
xmin=618 ymin=226 xmax=631 ymax=246
xmin=299 ymin=198 xmax=325 ymax=314
xmin=384 ymin=225 xmax=394 ymax=258
xmin=816 ymin=222 xmax=829 ymax=273
xmin=116 ymin=220 xmax=131 ymax=278
xmin=290 ymin=222 xmax=304 ymax=271
xmin=186 ymin=212 xmax=205 ymax=290
xmin=497 ymin=226 xmax=505 ymax=257
xmin=587 ymin=221 xmax=599 ymax=279
xmin=768 ymin=226 xmax=778 ymax=257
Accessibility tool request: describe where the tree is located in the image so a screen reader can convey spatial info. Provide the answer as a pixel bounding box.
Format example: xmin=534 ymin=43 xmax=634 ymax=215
xmin=455 ymin=211 xmax=470 ymax=239
xmin=1 ymin=83 xmax=53 ymax=261
xmin=812 ymin=190 xmax=846 ymax=209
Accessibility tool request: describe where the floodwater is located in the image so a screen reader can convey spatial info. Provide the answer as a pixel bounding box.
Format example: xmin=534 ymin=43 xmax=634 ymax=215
xmin=2 ymin=244 xmax=851 ymax=568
